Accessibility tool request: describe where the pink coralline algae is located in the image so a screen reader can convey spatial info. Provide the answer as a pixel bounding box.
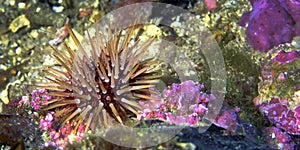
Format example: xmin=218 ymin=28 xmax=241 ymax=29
xmin=271 ymin=50 xmax=300 ymax=65
xmin=265 ymin=127 xmax=295 ymax=150
xmin=256 ymin=97 xmax=300 ymax=135
xmin=255 ymin=48 xmax=300 ymax=135
xmin=213 ymin=107 xmax=240 ymax=133
xmin=42 ymin=115 xmax=85 ymax=148
xmin=19 ymin=89 xmax=52 ymax=110
xmin=138 ymin=80 xmax=242 ymax=133
xmin=48 ymin=23 xmax=71 ymax=45
xmin=43 ymin=119 xmax=85 ymax=148
xmin=239 ymin=0 xmax=300 ymax=52
xmin=18 ymin=89 xmax=85 ymax=148
xmin=138 ymin=80 xmax=212 ymax=126
xmin=204 ymin=0 xmax=217 ymax=11
xmin=40 ymin=112 xmax=54 ymax=130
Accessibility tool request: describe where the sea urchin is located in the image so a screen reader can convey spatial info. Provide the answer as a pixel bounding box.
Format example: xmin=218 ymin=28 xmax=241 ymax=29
xmin=36 ymin=23 xmax=162 ymax=133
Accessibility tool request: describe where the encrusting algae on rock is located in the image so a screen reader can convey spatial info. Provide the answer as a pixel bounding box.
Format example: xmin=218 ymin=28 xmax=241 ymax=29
xmin=254 ymin=45 xmax=300 ymax=135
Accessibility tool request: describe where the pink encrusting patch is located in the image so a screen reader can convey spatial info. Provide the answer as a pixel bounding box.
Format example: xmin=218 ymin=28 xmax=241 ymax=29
xmin=294 ymin=106 xmax=300 ymax=120
xmin=255 ymin=48 xmax=300 ymax=135
xmin=138 ymin=80 xmax=212 ymax=126
xmin=258 ymin=98 xmax=300 ymax=135
xmin=272 ymin=50 xmax=300 ymax=65
xmin=265 ymin=127 xmax=295 ymax=149
xmin=204 ymin=0 xmax=217 ymax=10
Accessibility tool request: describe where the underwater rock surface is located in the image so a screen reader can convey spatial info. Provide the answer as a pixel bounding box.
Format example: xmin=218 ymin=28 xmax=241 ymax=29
xmin=178 ymin=125 xmax=271 ymax=150
xmin=1 ymin=0 xmax=300 ymax=149
xmin=255 ymin=47 xmax=300 ymax=135
xmin=240 ymin=0 xmax=300 ymax=52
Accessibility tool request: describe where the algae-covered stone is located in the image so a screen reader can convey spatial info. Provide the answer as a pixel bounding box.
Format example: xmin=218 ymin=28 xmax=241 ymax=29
xmin=255 ymin=45 xmax=300 ymax=135
xmin=9 ymin=14 xmax=30 ymax=33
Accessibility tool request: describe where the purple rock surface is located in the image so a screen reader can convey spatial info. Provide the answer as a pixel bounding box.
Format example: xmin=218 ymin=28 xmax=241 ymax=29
xmin=240 ymin=0 xmax=300 ymax=52
xmin=271 ymin=50 xmax=300 ymax=65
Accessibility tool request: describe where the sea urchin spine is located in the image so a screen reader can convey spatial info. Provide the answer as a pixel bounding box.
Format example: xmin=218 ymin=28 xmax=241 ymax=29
xmin=36 ymin=23 xmax=162 ymax=133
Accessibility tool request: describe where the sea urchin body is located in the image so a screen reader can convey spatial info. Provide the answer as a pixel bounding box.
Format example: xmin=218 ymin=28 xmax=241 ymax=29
xmin=36 ymin=24 xmax=162 ymax=133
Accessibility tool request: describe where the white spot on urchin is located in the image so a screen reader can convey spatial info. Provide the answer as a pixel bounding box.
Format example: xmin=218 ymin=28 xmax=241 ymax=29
xmin=106 ymin=96 xmax=111 ymax=101
xmin=116 ymin=90 xmax=121 ymax=95
xmin=102 ymin=90 xmax=107 ymax=94
xmin=87 ymin=105 xmax=92 ymax=110
xmin=121 ymin=79 xmax=126 ymax=84
xmin=76 ymin=108 xmax=82 ymax=113
xmin=79 ymin=90 xmax=83 ymax=95
xmin=87 ymin=95 xmax=91 ymax=100
xmin=99 ymin=102 xmax=104 ymax=107
xmin=114 ymin=75 xmax=119 ymax=79
xmin=120 ymin=98 xmax=126 ymax=103
xmin=75 ymin=99 xmax=81 ymax=104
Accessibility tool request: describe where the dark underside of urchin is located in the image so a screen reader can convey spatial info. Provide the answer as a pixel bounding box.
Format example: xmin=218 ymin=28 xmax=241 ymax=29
xmin=36 ymin=24 xmax=162 ymax=133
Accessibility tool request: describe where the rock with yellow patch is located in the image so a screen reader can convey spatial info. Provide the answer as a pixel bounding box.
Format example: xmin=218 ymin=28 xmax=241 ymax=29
xmin=9 ymin=14 xmax=30 ymax=33
xmin=254 ymin=46 xmax=300 ymax=135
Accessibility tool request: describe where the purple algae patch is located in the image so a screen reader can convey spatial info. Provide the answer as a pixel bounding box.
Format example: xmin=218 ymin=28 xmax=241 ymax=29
xmin=240 ymin=0 xmax=300 ymax=52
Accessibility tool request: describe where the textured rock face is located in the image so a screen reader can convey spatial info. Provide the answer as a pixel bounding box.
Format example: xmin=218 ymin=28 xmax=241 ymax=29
xmin=254 ymin=48 xmax=300 ymax=135
xmin=277 ymin=0 xmax=300 ymax=35
xmin=264 ymin=127 xmax=295 ymax=150
xmin=240 ymin=0 xmax=300 ymax=52
xmin=138 ymin=80 xmax=212 ymax=126
xmin=257 ymin=98 xmax=300 ymax=135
